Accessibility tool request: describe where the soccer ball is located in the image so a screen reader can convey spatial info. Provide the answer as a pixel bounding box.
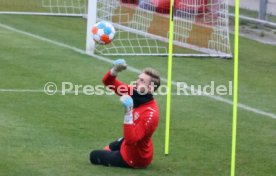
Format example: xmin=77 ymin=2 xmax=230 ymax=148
xmin=92 ymin=21 xmax=116 ymax=45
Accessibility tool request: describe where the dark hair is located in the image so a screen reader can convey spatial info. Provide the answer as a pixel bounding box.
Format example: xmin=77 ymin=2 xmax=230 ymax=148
xmin=143 ymin=68 xmax=161 ymax=91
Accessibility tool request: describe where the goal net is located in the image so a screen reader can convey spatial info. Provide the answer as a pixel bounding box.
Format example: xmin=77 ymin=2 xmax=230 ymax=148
xmin=87 ymin=0 xmax=231 ymax=57
xmin=0 ymin=0 xmax=232 ymax=58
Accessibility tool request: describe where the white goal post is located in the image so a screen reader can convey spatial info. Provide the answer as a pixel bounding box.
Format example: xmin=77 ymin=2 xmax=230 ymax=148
xmin=0 ymin=0 xmax=232 ymax=58
xmin=86 ymin=0 xmax=97 ymax=55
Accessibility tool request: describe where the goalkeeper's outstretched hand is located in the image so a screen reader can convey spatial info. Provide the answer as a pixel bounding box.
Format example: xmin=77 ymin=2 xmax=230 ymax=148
xmin=120 ymin=95 xmax=133 ymax=124
xmin=110 ymin=59 xmax=127 ymax=76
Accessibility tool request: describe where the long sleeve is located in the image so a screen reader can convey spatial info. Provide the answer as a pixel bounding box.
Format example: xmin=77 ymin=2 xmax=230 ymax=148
xmin=102 ymin=70 xmax=132 ymax=96
xmin=123 ymin=109 xmax=158 ymax=145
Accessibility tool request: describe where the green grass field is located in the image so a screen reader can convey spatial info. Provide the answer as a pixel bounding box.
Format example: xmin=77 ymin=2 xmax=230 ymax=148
xmin=0 ymin=5 xmax=275 ymax=176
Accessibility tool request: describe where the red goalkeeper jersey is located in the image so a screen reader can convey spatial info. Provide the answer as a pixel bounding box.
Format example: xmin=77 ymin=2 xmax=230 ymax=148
xmin=102 ymin=71 xmax=160 ymax=168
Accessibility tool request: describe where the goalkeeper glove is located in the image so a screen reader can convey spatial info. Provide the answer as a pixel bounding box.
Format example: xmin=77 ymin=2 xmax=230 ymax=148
xmin=110 ymin=59 xmax=127 ymax=76
xmin=120 ymin=95 xmax=133 ymax=124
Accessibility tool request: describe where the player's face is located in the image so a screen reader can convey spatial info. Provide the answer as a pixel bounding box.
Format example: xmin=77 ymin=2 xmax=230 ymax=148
xmin=134 ymin=73 xmax=153 ymax=94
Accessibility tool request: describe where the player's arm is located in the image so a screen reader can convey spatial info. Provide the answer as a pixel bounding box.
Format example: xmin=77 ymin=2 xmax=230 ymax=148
xmin=123 ymin=111 xmax=155 ymax=145
xmin=120 ymin=95 xmax=156 ymax=144
xmin=102 ymin=59 xmax=132 ymax=96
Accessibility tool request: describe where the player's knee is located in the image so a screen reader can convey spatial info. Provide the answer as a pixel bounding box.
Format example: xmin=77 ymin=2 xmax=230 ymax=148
xmin=89 ymin=150 xmax=98 ymax=165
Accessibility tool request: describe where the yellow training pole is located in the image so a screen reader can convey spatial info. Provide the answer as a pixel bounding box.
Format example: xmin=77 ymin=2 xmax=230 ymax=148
xmin=165 ymin=0 xmax=175 ymax=155
xmin=231 ymin=0 xmax=240 ymax=175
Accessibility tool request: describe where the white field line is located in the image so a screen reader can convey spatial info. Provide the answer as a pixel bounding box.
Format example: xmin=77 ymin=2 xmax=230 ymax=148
xmin=0 ymin=89 xmax=73 ymax=94
xmin=0 ymin=89 xmax=204 ymax=96
xmin=0 ymin=22 xmax=275 ymax=119
xmin=0 ymin=89 xmax=111 ymax=95
xmin=0 ymin=89 xmax=44 ymax=93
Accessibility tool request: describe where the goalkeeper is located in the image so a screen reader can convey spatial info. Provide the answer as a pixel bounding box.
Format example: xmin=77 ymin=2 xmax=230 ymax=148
xmin=90 ymin=59 xmax=160 ymax=168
